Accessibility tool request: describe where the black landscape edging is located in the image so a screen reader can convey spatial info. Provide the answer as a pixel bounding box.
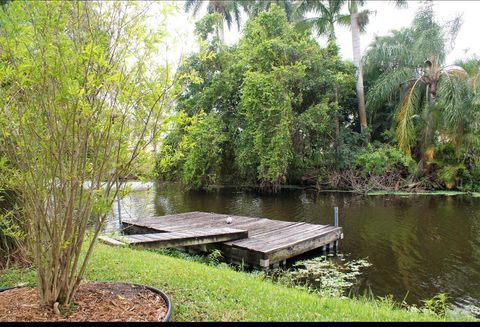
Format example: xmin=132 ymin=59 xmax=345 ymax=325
xmin=0 ymin=281 xmax=172 ymax=322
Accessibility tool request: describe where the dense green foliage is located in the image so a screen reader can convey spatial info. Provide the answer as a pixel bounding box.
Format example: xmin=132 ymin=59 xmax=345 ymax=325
xmin=1 ymin=243 xmax=474 ymax=321
xmin=364 ymin=3 xmax=480 ymax=190
xmin=353 ymin=144 xmax=416 ymax=178
xmin=160 ymin=2 xmax=480 ymax=193
xmin=156 ymin=5 xmax=356 ymax=190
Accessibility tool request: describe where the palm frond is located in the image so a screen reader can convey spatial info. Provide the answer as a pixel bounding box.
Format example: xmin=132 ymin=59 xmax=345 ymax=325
xmin=442 ymin=65 xmax=467 ymax=78
xmin=357 ymin=9 xmax=375 ymax=33
xmin=366 ymin=67 xmax=414 ymax=113
xmin=232 ymin=2 xmax=242 ymax=30
xmin=296 ymin=0 xmax=321 ymax=16
xmin=300 ymin=16 xmax=331 ymax=37
xmin=184 ymin=0 xmax=204 ymax=16
xmin=336 ymin=13 xmax=351 ymax=28
xmin=437 ymin=68 xmax=472 ymax=148
xmin=330 ymin=0 xmax=346 ymax=14
xmin=395 ymin=78 xmax=424 ymax=154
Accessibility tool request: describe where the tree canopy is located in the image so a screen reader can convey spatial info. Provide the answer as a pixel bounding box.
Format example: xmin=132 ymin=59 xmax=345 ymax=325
xmin=156 ymin=5 xmax=356 ymax=190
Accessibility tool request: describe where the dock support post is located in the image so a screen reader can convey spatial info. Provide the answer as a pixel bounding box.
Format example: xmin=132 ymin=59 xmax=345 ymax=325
xmin=259 ymin=259 xmax=270 ymax=269
xmin=334 ymin=207 xmax=339 ymax=227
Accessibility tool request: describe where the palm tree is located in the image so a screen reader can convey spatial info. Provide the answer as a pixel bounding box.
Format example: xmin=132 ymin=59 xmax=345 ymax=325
xmin=296 ymin=0 xmax=349 ymax=42
xmin=297 ymin=0 xmax=374 ymax=133
xmin=348 ymin=0 xmax=407 ymax=133
xmin=364 ymin=4 xmax=467 ymax=172
xmin=442 ymin=57 xmax=480 ymax=154
xmin=246 ymin=0 xmax=298 ymax=22
xmin=348 ymin=0 xmax=369 ymax=133
xmin=184 ymin=0 xmax=249 ymax=42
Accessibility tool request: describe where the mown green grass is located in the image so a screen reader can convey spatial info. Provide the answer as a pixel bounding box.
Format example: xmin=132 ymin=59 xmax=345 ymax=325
xmin=0 ymin=243 xmax=475 ymax=322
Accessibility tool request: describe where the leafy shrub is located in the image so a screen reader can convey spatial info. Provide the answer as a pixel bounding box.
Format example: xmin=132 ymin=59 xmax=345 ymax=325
xmin=422 ymin=293 xmax=450 ymax=316
xmin=430 ymin=143 xmax=480 ymax=191
xmin=237 ymin=70 xmax=294 ymax=188
xmin=468 ymin=163 xmax=480 ymax=191
xmin=156 ymin=112 xmax=226 ymax=189
xmin=0 ymin=192 xmax=27 ymax=269
xmin=181 ymin=112 xmax=226 ymax=188
xmin=354 ymin=144 xmax=416 ymax=177
xmin=155 ymin=115 xmax=188 ymax=182
xmin=0 ymin=157 xmax=27 ymax=269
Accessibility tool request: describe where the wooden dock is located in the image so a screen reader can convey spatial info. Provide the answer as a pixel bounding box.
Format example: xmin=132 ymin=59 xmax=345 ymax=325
xmin=118 ymin=211 xmax=343 ymax=270
xmin=100 ymin=227 xmax=247 ymax=248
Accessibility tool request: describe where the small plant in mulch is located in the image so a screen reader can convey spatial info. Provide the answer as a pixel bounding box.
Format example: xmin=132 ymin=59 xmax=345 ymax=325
xmin=0 ymin=282 xmax=168 ymax=322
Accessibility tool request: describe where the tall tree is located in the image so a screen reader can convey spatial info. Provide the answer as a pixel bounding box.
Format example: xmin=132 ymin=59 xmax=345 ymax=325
xmin=296 ymin=1 xmax=350 ymax=168
xmin=184 ymin=0 xmax=248 ymax=42
xmin=346 ymin=0 xmax=406 ymax=133
xmin=297 ymin=0 xmax=348 ymax=42
xmin=298 ymin=0 xmax=374 ymax=133
xmin=158 ymin=4 xmax=356 ymax=190
xmin=296 ymin=0 xmax=369 ymax=166
xmin=364 ymin=3 xmax=467 ymax=171
xmin=347 ymin=0 xmax=376 ymax=133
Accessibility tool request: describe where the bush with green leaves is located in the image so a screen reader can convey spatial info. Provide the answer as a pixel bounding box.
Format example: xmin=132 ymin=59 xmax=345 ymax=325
xmin=0 ymin=1 xmax=175 ymax=308
xmin=429 ymin=143 xmax=480 ymax=191
xmin=156 ymin=111 xmax=226 ymax=189
xmin=422 ymin=293 xmax=450 ymax=317
xmin=354 ymin=144 xmax=416 ymax=178
xmin=157 ymin=5 xmax=357 ymax=190
xmin=0 ymin=155 xmax=24 ymax=269
xmin=180 ymin=112 xmax=226 ymax=188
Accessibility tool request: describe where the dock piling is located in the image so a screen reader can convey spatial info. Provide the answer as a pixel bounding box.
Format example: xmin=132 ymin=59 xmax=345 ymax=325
xmin=334 ymin=206 xmax=339 ymax=227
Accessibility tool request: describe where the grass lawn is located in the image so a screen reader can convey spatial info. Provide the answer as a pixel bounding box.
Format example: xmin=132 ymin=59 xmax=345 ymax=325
xmin=0 ymin=243 xmax=475 ymax=322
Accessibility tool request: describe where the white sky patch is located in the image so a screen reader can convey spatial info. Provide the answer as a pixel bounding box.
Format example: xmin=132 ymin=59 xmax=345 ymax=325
xmin=155 ymin=0 xmax=480 ymax=66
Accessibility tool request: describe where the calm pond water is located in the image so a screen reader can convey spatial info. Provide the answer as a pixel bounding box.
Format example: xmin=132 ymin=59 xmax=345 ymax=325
xmin=108 ymin=182 xmax=480 ymax=313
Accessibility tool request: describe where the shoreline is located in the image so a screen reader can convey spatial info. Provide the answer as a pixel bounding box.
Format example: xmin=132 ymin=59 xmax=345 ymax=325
xmin=145 ymin=181 xmax=480 ymax=198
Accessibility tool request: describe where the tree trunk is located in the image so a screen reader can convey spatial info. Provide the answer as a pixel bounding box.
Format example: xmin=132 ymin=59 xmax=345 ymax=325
xmin=335 ymin=109 xmax=341 ymax=170
xmin=350 ymin=10 xmax=368 ymax=133
xmin=218 ymin=21 xmax=225 ymax=43
xmin=328 ymin=22 xmax=336 ymax=43
xmin=417 ymin=82 xmax=437 ymax=173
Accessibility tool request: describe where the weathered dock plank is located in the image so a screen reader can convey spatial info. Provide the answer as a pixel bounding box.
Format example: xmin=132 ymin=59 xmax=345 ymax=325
xmin=98 ymin=235 xmax=126 ymax=246
xmin=122 ymin=211 xmax=343 ymax=269
xmin=114 ymin=227 xmax=248 ymax=248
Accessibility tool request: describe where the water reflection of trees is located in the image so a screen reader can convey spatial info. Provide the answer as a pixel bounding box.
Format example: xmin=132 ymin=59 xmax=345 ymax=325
xmin=149 ymin=184 xmax=480 ymax=308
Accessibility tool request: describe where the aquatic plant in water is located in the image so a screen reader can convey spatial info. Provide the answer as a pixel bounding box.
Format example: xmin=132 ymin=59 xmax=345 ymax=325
xmin=267 ymin=254 xmax=372 ymax=297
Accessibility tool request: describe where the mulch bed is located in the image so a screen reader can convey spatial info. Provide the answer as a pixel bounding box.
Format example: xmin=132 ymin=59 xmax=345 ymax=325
xmin=0 ymin=281 xmax=168 ymax=322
